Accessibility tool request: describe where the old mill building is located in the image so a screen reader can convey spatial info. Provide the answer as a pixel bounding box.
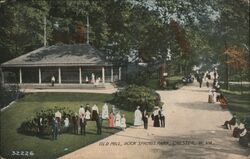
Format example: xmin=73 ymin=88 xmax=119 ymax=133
xmin=0 ymin=44 xmax=124 ymax=88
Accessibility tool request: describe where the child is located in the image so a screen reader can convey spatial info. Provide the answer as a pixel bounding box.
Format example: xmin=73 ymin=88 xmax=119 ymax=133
xmin=120 ymin=114 xmax=126 ymax=131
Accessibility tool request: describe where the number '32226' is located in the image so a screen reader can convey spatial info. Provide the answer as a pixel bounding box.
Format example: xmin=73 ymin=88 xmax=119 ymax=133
xmin=11 ymin=151 xmax=34 ymax=156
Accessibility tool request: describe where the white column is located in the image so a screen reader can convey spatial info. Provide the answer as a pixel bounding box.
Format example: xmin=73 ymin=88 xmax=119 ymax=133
xmin=118 ymin=67 xmax=121 ymax=80
xmin=102 ymin=67 xmax=105 ymax=83
xmin=58 ymin=67 xmax=61 ymax=84
xmin=38 ymin=68 xmax=41 ymax=84
xmin=79 ymin=67 xmax=82 ymax=84
xmin=0 ymin=68 xmax=4 ymax=84
xmin=111 ymin=67 xmax=114 ymax=82
xmin=19 ymin=68 xmax=22 ymax=84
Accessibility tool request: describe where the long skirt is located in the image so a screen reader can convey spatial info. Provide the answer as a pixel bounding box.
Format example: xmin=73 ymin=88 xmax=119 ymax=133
xmin=153 ymin=115 xmax=160 ymax=127
xmin=92 ymin=110 xmax=98 ymax=121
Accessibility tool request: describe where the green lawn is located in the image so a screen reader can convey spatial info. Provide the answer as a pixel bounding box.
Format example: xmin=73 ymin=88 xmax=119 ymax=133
xmin=145 ymin=75 xmax=183 ymax=90
xmin=223 ymin=92 xmax=250 ymax=122
xmin=0 ymin=92 xmax=134 ymax=159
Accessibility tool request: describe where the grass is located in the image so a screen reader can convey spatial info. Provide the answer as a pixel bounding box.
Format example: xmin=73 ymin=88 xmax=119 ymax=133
xmin=220 ymin=83 xmax=250 ymax=94
xmin=0 ymin=92 xmax=134 ymax=159
xmin=222 ymin=91 xmax=250 ymax=122
xmin=145 ymin=75 xmax=183 ymax=90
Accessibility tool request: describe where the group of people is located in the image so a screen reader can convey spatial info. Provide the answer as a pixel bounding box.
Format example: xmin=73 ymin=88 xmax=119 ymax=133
xmin=202 ymin=69 xmax=228 ymax=108
xmin=50 ymin=73 xmax=103 ymax=87
xmin=133 ymin=106 xmax=166 ymax=129
xmin=222 ymin=114 xmax=250 ymax=147
xmin=85 ymin=73 xmax=102 ymax=86
xmin=194 ymin=69 xmax=219 ymax=89
xmin=51 ymin=103 xmax=128 ymax=140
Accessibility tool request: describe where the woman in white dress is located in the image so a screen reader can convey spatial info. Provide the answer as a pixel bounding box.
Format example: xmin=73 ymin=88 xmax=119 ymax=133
xmin=115 ymin=112 xmax=121 ymax=127
xmin=120 ymin=114 xmax=126 ymax=131
xmin=102 ymin=103 xmax=109 ymax=119
xmin=134 ymin=106 xmax=143 ymax=126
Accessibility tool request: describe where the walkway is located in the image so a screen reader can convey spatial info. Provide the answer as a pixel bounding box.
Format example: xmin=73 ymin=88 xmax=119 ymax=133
xmin=20 ymin=83 xmax=118 ymax=94
xmin=60 ymin=83 xmax=250 ymax=159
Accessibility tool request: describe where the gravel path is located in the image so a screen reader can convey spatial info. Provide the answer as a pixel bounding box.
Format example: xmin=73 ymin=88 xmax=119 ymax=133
xmin=60 ymin=83 xmax=250 ymax=159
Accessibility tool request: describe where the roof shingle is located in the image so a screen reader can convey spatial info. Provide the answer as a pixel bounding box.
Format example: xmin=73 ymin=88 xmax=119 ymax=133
xmin=1 ymin=44 xmax=111 ymax=67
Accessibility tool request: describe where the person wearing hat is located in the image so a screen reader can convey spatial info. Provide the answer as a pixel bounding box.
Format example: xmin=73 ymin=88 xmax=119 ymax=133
xmin=134 ymin=106 xmax=143 ymax=126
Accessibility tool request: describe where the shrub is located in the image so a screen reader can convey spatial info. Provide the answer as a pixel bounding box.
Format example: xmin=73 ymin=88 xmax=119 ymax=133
xmin=18 ymin=107 xmax=74 ymax=136
xmin=126 ymin=71 xmax=149 ymax=86
xmin=111 ymin=85 xmax=162 ymax=111
xmin=0 ymin=83 xmax=24 ymax=109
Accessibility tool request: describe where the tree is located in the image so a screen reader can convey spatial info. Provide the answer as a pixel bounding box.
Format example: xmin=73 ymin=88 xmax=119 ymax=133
xmin=224 ymin=46 xmax=249 ymax=93
xmin=0 ymin=0 xmax=51 ymax=63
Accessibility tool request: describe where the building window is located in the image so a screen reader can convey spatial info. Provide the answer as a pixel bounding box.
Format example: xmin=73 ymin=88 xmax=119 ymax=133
xmin=81 ymin=66 xmax=102 ymax=83
xmin=41 ymin=67 xmax=58 ymax=83
xmin=61 ymin=67 xmax=79 ymax=83
xmin=22 ymin=67 xmax=39 ymax=83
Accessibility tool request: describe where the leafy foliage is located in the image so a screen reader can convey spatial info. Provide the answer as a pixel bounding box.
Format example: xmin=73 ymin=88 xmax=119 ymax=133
xmin=111 ymin=85 xmax=162 ymax=111
xmin=224 ymin=46 xmax=249 ymax=72
xmin=0 ymin=83 xmax=24 ymax=109
xmin=18 ymin=107 xmax=74 ymax=136
xmin=0 ymin=0 xmax=249 ymax=80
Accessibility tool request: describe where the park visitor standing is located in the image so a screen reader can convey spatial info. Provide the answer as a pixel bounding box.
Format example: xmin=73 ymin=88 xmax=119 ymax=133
xmin=102 ymin=103 xmax=109 ymax=119
xmin=115 ymin=111 xmax=121 ymax=127
xmin=159 ymin=107 xmax=165 ymax=127
xmin=120 ymin=114 xmax=126 ymax=131
xmin=142 ymin=110 xmax=149 ymax=129
xmin=72 ymin=113 xmax=78 ymax=134
xmin=91 ymin=104 xmax=99 ymax=121
xmin=134 ymin=106 xmax=143 ymax=126
xmin=51 ymin=75 xmax=55 ymax=87
xmin=96 ymin=114 xmax=102 ymax=135
xmin=80 ymin=114 xmax=86 ymax=136
xmin=108 ymin=112 xmax=114 ymax=128
xmin=52 ymin=117 xmax=59 ymax=140
xmin=79 ymin=105 xmax=85 ymax=116
xmin=153 ymin=107 xmax=160 ymax=127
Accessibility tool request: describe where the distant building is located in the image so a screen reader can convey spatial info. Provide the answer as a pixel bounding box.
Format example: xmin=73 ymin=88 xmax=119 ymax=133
xmin=0 ymin=44 xmax=123 ymax=88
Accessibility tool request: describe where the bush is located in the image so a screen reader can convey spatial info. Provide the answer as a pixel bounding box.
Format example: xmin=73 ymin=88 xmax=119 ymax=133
xmin=111 ymin=85 xmax=162 ymax=111
xmin=126 ymin=71 xmax=149 ymax=86
xmin=164 ymin=76 xmax=183 ymax=90
xmin=18 ymin=107 xmax=74 ymax=136
xmin=0 ymin=83 xmax=24 ymax=109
